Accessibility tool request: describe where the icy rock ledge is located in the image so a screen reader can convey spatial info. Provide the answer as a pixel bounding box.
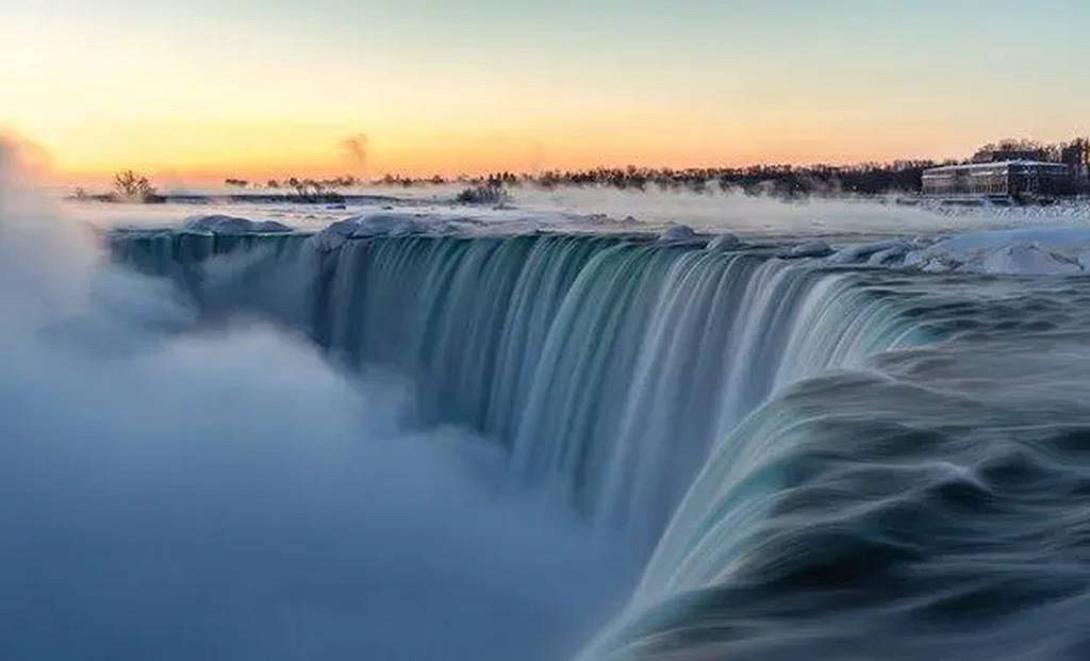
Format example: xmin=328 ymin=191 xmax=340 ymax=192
xmin=312 ymin=213 xmax=434 ymax=249
xmin=657 ymin=224 xmax=699 ymax=244
xmin=829 ymin=239 xmax=909 ymax=265
xmin=892 ymin=228 xmax=1090 ymax=276
xmin=779 ymin=228 xmax=1090 ymax=276
xmin=706 ymin=233 xmax=743 ymax=251
xmin=779 ymin=240 xmax=833 ymax=258
xmin=183 ymin=215 xmax=293 ymax=234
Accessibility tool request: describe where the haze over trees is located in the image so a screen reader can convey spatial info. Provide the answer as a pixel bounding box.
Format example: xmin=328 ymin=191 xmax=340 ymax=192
xmin=69 ymin=136 xmax=1087 ymax=204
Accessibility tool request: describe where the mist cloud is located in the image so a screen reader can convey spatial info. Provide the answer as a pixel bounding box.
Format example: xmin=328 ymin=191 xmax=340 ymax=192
xmin=340 ymin=132 xmax=369 ymax=174
xmin=0 ymin=138 xmax=633 ymax=660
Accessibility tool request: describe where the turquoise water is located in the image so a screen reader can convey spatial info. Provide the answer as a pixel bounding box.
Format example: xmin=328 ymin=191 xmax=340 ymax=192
xmin=105 ymin=228 xmax=1090 ymax=659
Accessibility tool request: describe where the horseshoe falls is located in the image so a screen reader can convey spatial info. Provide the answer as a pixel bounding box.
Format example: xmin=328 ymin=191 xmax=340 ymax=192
xmin=8 ymin=194 xmax=1090 ymax=660
xmin=109 ymin=230 xmax=929 ymax=550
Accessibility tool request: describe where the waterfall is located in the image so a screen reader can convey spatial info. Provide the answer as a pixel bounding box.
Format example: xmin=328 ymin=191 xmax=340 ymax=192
xmin=110 ymin=230 xmax=928 ymax=550
xmin=580 ymin=333 xmax=1090 ymax=660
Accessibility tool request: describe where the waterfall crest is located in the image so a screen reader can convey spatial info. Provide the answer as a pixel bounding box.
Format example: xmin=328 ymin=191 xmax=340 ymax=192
xmin=111 ymin=230 xmax=928 ymax=552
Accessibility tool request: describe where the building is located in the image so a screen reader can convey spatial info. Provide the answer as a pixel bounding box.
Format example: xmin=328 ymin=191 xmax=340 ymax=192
xmin=921 ymin=160 xmax=1072 ymax=198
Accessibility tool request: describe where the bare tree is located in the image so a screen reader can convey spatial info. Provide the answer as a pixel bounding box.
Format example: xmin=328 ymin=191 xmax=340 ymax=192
xmin=113 ymin=170 xmax=157 ymax=202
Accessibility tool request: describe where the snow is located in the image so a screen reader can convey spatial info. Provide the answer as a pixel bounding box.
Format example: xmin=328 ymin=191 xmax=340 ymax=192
xmin=183 ymin=215 xmax=292 ymax=234
xmin=657 ymin=224 xmax=698 ymax=243
xmin=895 ymin=228 xmax=1090 ymax=275
xmin=977 ymin=244 xmax=1081 ymax=276
xmin=781 ymin=240 xmax=833 ymax=258
xmin=327 ymin=213 xmax=430 ymax=237
xmin=828 ymin=239 xmax=908 ymax=264
xmin=867 ymin=244 xmax=910 ymax=265
xmin=311 ymin=214 xmax=430 ymax=249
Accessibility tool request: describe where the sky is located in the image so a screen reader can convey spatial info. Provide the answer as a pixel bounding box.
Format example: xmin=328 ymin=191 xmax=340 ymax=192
xmin=2 ymin=0 xmax=1088 ymax=183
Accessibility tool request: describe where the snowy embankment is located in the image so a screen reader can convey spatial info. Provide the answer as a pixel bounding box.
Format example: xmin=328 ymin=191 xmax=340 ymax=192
xmin=656 ymin=223 xmax=1090 ymax=276
xmin=177 ymin=212 xmax=1090 ymax=277
xmin=822 ymin=227 xmax=1090 ymax=276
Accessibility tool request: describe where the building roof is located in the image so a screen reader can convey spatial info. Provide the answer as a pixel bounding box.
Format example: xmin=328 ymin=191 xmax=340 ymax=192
xmin=924 ymin=160 xmax=1070 ymax=175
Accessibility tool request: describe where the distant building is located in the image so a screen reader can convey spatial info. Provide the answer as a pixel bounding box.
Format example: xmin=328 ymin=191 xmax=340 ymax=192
xmin=921 ymin=160 xmax=1072 ymax=198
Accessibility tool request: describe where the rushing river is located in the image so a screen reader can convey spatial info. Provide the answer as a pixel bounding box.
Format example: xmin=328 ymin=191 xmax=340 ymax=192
xmin=104 ymin=222 xmax=1090 ymax=660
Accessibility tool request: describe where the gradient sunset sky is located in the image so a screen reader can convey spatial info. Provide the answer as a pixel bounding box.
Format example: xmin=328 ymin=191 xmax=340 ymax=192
xmin=3 ymin=0 xmax=1088 ymax=183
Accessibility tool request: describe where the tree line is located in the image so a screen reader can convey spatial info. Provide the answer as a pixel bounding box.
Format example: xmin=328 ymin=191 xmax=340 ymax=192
xmin=71 ymin=136 xmax=1090 ymax=204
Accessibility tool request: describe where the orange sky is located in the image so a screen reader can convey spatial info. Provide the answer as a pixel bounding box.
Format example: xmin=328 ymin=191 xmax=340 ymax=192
xmin=4 ymin=1 xmax=1088 ymax=185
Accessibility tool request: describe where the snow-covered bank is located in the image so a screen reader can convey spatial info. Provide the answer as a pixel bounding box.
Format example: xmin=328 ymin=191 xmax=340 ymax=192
xmin=64 ymin=184 xmax=1090 ymax=240
xmin=824 ymin=227 xmax=1090 ymax=276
